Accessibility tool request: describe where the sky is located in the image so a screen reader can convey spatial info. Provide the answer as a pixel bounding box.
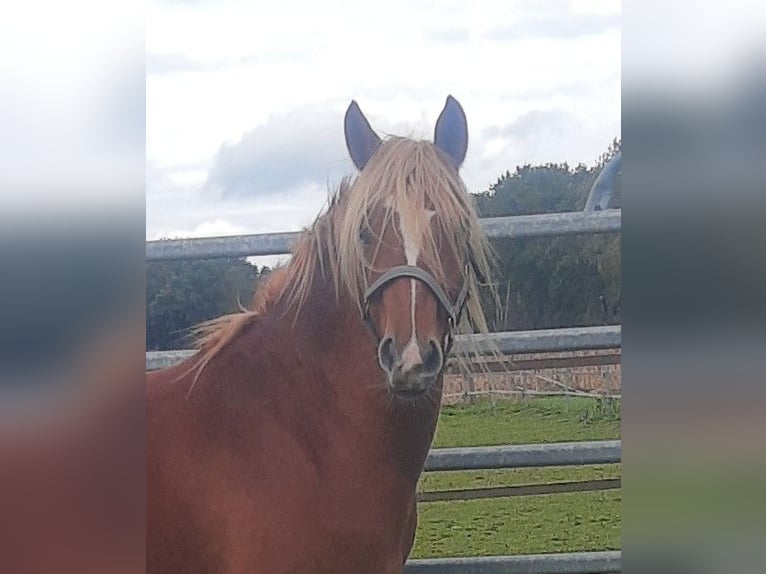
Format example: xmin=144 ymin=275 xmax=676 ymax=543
xmin=146 ymin=0 xmax=621 ymax=266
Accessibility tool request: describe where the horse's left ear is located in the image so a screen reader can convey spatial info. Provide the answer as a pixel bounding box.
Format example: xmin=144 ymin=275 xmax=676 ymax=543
xmin=434 ymin=95 xmax=468 ymax=168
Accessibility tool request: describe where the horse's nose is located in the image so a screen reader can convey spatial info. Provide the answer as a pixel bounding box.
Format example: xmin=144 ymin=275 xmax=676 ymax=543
xmin=419 ymin=338 xmax=444 ymax=378
xmin=377 ymin=336 xmax=399 ymax=374
xmin=377 ymin=336 xmax=444 ymax=394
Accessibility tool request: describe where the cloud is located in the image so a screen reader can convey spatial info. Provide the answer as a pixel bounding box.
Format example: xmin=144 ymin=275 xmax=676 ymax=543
xmin=147 ymin=179 xmax=331 ymax=244
xmin=152 ymin=218 xmax=246 ymax=240
xmin=486 ymin=12 xmax=619 ymax=41
xmin=203 ymin=103 xmax=354 ymax=199
xmin=146 ymin=51 xmax=220 ymax=75
xmin=482 ymin=109 xmax=579 ymax=140
xmin=426 ymin=27 xmax=470 ymax=43
xmin=463 ymin=107 xmax=618 ymax=193
xmin=153 ymin=0 xmax=210 ymax=5
xmin=354 ymin=85 xmax=444 ymax=107
xmin=146 ymin=50 xmax=306 ymax=76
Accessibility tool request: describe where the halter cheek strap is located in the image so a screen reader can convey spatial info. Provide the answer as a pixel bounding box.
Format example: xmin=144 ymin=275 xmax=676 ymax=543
xmin=362 ymin=264 xmax=471 ymax=347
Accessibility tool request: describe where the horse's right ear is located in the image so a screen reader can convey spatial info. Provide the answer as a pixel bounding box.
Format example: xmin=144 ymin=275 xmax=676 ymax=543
xmin=344 ymin=101 xmax=381 ymax=171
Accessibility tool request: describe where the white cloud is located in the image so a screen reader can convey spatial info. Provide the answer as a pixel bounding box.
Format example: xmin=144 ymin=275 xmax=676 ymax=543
xmin=147 ymin=178 xmax=331 ymax=242
xmin=149 ymin=218 xmax=246 ymax=241
xmin=203 ymin=104 xmax=353 ymax=199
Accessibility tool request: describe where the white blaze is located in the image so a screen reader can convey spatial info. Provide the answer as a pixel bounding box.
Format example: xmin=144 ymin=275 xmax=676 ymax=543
xmin=398 ymin=209 xmax=435 ymax=371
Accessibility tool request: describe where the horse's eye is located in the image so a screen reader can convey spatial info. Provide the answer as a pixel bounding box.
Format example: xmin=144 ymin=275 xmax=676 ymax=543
xmin=359 ymin=228 xmax=373 ymax=246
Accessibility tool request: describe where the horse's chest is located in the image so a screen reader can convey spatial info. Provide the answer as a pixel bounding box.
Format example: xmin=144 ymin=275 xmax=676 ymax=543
xmin=225 ymin=472 xmax=414 ymax=573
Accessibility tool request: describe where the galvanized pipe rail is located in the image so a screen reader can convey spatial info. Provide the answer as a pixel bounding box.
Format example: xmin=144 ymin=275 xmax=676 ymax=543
xmin=404 ymin=550 xmax=621 ymax=573
xmin=417 ymin=478 xmax=621 ymax=503
xmin=145 ymin=325 xmax=621 ymax=371
xmin=146 ymin=209 xmax=620 ymax=261
xmin=424 ymin=440 xmax=620 ymax=472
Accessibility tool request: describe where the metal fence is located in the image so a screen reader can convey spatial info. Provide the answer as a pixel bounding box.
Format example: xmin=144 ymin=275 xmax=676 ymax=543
xmin=423 ymin=440 xmax=620 ymax=472
xmin=145 ymin=325 xmax=621 ymax=371
xmin=405 ymin=551 xmax=621 ymax=573
xmin=146 ymin=210 xmax=620 ymax=261
xmin=146 ymin=208 xmax=622 ymax=573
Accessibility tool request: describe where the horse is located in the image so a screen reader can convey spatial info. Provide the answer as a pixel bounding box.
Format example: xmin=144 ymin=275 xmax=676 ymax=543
xmin=146 ymin=96 xmax=498 ymax=573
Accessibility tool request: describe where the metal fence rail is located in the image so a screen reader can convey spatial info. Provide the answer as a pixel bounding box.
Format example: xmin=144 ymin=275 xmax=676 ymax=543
xmin=146 ymin=209 xmax=620 ymax=261
xmin=457 ymin=325 xmax=620 ymax=356
xmin=145 ymin=325 xmax=620 ymax=371
xmin=417 ymin=478 xmax=621 ymax=502
xmin=424 ymin=440 xmax=620 ymax=472
xmin=146 ymin=350 xmax=196 ymax=371
xmin=411 ymin=442 xmax=621 ymax=572
xmin=404 ymin=551 xmax=622 ymax=573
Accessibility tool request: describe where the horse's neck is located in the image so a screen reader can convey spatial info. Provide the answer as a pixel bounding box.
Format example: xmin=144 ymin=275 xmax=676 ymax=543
xmin=279 ymin=279 xmax=443 ymax=484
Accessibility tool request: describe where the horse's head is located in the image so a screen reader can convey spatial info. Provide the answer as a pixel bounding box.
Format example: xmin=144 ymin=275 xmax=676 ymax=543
xmin=339 ymin=96 xmax=491 ymax=399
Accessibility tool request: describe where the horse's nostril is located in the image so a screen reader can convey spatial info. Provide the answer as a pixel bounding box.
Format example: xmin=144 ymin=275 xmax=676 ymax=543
xmin=377 ymin=337 xmax=398 ymax=373
xmin=421 ymin=339 xmax=444 ymax=375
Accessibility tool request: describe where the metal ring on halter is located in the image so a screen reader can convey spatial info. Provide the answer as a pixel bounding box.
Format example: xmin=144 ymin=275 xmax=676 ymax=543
xmin=362 ymin=263 xmax=472 ymax=350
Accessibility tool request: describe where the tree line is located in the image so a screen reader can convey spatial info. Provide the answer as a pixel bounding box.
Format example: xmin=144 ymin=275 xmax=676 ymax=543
xmin=146 ymin=140 xmax=620 ymax=350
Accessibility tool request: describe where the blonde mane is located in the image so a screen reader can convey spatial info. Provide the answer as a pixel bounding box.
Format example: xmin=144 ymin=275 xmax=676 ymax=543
xmin=183 ymin=137 xmax=500 ymax=389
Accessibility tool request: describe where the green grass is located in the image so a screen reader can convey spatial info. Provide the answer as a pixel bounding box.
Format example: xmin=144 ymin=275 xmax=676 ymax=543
xmin=411 ymin=397 xmax=621 ymax=558
xmin=413 ymin=491 xmax=622 ymax=557
xmin=432 ymin=396 xmax=620 ymax=448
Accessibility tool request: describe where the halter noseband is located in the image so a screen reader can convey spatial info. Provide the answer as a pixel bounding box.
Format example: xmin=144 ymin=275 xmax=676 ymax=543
xmin=362 ymin=264 xmax=471 ymax=352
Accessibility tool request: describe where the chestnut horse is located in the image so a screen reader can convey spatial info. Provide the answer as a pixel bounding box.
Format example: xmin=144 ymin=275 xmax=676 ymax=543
xmin=146 ymin=96 xmax=497 ymax=573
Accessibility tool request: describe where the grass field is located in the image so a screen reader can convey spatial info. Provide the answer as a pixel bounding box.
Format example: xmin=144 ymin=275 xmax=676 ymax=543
xmin=412 ymin=396 xmax=621 ymax=558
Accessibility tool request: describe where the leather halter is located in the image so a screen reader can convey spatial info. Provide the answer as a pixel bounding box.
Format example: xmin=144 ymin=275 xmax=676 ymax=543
xmin=362 ymin=264 xmax=471 ymax=353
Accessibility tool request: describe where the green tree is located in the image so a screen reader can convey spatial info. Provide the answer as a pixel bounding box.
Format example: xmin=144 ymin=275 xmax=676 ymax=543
xmin=475 ymin=140 xmax=621 ymax=331
xmin=146 ymin=258 xmax=262 ymax=350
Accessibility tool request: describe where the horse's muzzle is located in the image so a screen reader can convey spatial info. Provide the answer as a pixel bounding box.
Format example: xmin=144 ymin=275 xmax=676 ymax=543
xmin=377 ymin=336 xmax=444 ymax=395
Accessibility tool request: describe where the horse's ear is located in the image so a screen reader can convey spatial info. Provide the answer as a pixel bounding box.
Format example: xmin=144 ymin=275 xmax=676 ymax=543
xmin=344 ymin=100 xmax=381 ymax=171
xmin=434 ymin=95 xmax=468 ymax=168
